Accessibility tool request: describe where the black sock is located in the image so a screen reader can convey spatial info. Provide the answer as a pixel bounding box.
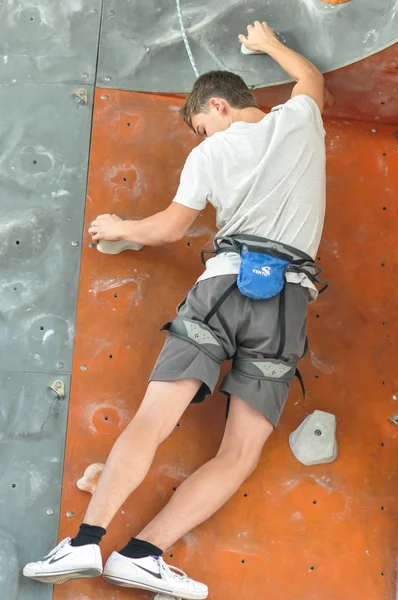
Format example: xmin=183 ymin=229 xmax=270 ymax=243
xmin=71 ymin=523 xmax=107 ymax=547
xmin=119 ymin=537 xmax=163 ymax=559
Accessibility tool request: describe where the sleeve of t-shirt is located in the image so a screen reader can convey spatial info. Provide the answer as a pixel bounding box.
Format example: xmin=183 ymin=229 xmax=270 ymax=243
xmin=280 ymin=95 xmax=325 ymax=136
xmin=172 ymin=145 xmax=212 ymax=211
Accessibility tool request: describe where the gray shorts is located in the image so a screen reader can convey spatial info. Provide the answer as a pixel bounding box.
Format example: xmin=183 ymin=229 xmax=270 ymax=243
xmin=150 ymin=275 xmax=309 ymax=427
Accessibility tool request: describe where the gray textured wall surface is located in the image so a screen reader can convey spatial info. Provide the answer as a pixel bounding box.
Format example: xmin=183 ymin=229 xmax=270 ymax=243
xmin=0 ymin=1 xmax=102 ymax=84
xmin=96 ymin=0 xmax=398 ymax=92
xmin=0 ymin=2 xmax=100 ymax=599
xmin=0 ymin=374 xmax=69 ymax=600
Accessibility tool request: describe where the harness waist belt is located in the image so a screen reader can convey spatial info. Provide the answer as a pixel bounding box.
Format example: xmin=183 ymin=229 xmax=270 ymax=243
xmin=161 ymin=317 xmax=227 ymax=363
xmin=215 ymin=234 xmax=313 ymax=263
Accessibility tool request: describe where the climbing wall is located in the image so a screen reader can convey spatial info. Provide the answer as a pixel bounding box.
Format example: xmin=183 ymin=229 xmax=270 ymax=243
xmin=55 ymin=86 xmax=398 ymax=599
xmin=1 ymin=1 xmax=397 ymax=599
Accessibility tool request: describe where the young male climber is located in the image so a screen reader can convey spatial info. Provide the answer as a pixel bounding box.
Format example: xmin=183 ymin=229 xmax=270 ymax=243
xmin=24 ymin=21 xmax=327 ymax=599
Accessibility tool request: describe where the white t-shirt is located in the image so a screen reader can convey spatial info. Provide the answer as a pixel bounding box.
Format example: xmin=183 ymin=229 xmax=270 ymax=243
xmin=173 ymin=95 xmax=326 ymax=301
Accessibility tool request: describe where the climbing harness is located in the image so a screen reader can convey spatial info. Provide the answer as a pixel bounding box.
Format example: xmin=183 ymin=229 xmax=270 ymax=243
xmin=162 ymin=235 xmax=328 ymax=398
xmin=176 ymin=0 xmax=200 ymax=78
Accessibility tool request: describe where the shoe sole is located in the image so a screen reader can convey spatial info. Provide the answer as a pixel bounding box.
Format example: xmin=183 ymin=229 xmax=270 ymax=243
xmin=25 ymin=567 xmax=103 ymax=584
xmin=103 ymin=573 xmax=207 ymax=599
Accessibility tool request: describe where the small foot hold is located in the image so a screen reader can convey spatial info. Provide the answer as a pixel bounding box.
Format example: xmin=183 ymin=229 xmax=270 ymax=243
xmin=154 ymin=596 xmax=182 ymax=600
xmin=289 ymin=410 xmax=338 ymax=466
xmin=97 ymin=240 xmax=143 ymax=254
xmin=241 ymin=44 xmax=266 ymax=55
xmin=77 ymin=463 xmax=105 ymax=494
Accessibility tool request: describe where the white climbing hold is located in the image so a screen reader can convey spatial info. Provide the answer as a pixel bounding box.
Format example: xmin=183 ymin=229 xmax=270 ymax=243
xmin=77 ymin=463 xmax=105 ymax=494
xmin=241 ymin=44 xmax=267 ymax=55
xmin=97 ymin=239 xmax=143 ymax=254
xmin=289 ymin=410 xmax=338 ymax=466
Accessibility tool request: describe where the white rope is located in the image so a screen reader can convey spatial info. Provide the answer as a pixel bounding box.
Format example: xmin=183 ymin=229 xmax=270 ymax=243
xmin=176 ymin=0 xmax=200 ymax=79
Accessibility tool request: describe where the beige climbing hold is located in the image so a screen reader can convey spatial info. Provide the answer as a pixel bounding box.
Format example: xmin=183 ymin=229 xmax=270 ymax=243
xmin=289 ymin=410 xmax=338 ymax=466
xmin=77 ymin=463 xmax=105 ymax=494
xmin=97 ymin=239 xmax=143 ymax=254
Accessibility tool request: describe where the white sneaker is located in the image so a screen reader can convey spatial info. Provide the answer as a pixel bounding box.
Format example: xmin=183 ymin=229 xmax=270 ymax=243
xmin=23 ymin=537 xmax=103 ymax=584
xmin=104 ymin=552 xmax=208 ymax=599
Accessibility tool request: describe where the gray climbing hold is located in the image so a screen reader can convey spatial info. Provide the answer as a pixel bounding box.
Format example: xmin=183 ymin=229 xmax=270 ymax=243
xmin=289 ymin=410 xmax=338 ymax=466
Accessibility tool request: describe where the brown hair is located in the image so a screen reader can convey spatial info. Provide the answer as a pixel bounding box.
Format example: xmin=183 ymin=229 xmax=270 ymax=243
xmin=180 ymin=70 xmax=258 ymax=131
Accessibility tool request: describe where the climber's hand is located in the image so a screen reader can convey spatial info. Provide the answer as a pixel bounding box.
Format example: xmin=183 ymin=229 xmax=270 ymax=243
xmin=239 ymin=21 xmax=278 ymax=53
xmin=89 ymin=213 xmax=124 ymax=242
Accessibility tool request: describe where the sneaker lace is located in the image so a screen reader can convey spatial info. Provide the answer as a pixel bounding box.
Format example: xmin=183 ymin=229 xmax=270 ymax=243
xmin=158 ymin=557 xmax=189 ymax=581
xmin=40 ymin=537 xmax=71 ymax=563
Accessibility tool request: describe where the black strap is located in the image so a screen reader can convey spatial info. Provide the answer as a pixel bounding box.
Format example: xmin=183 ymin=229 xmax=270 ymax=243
xmin=200 ymin=248 xmax=216 ymax=266
xmin=275 ymin=286 xmax=286 ymax=359
xmin=203 ymin=281 xmax=238 ymax=325
xmin=226 ymin=395 xmax=231 ymax=419
xmin=295 ymin=368 xmax=306 ymax=397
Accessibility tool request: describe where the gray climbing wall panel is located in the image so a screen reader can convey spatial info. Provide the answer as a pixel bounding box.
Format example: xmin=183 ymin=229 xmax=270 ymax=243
xmin=96 ymin=0 xmax=398 ymax=92
xmin=0 ymin=1 xmax=102 ymax=85
xmin=0 ymin=83 xmax=93 ymax=373
xmin=0 ymin=2 xmax=101 ymax=599
xmin=0 ymin=374 xmax=69 ymax=600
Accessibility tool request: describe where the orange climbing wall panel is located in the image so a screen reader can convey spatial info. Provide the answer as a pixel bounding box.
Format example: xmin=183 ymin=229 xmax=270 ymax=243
xmin=55 ymin=89 xmax=398 ymax=600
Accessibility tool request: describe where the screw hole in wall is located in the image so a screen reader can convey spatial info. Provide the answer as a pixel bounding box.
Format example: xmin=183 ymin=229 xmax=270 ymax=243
xmin=40 ymin=326 xmax=44 ymax=331
xmin=33 ymin=160 xmax=37 ymax=164
xmin=123 ymin=177 xmax=127 ymax=182
xmin=313 ymin=500 xmax=317 ymax=504
xmin=314 ymin=375 xmax=319 ymax=379
xmin=30 ymin=16 xmax=34 ymax=21
xmin=11 ymin=483 xmax=16 ymax=488
xmin=16 ymin=240 xmax=20 ymax=245
xmin=381 ymin=572 xmax=385 ymax=576
xmin=310 ymin=566 xmax=315 ymax=571
xmin=383 ymin=153 xmax=387 ymax=156
xmin=381 ymin=263 xmax=386 ymax=267
xmin=317 ymin=256 xmax=321 ymax=261
xmin=187 ymin=242 xmax=192 ymax=246
xmin=382 ymin=381 xmax=387 ymax=385
xmin=104 ymin=416 xmax=109 ymax=421
xmin=169 ymin=554 xmax=174 ymax=558
xmin=114 ymin=293 xmax=118 ymax=298
xmin=241 ymin=560 xmax=245 ymax=564
xmin=127 ymin=123 xmax=131 ymax=127
xmin=381 ymin=506 xmax=385 ymax=511
xmin=173 ymin=487 xmax=177 ymax=491
xmin=176 ymin=423 xmax=181 ymax=427
xmin=382 ymin=322 xmax=387 ymax=326
xmin=316 ymin=314 xmax=320 ymax=319
xmin=13 ymin=287 xmax=17 ymax=291
xmin=244 ymin=493 xmax=248 ymax=497
xmin=109 ymin=355 xmax=113 ymax=359
xmin=381 ymin=442 xmax=385 ymax=447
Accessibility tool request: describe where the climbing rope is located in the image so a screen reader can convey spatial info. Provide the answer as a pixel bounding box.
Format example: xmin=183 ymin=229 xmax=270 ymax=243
xmin=176 ymin=0 xmax=200 ymax=78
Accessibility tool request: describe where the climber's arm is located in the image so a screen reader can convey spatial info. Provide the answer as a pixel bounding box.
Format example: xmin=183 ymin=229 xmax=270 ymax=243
xmin=239 ymin=21 xmax=325 ymax=112
xmin=89 ymin=204 xmax=200 ymax=247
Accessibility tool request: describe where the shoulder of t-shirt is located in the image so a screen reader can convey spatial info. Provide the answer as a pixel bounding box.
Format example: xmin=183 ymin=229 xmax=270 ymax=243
xmin=272 ymin=95 xmax=325 ymax=134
